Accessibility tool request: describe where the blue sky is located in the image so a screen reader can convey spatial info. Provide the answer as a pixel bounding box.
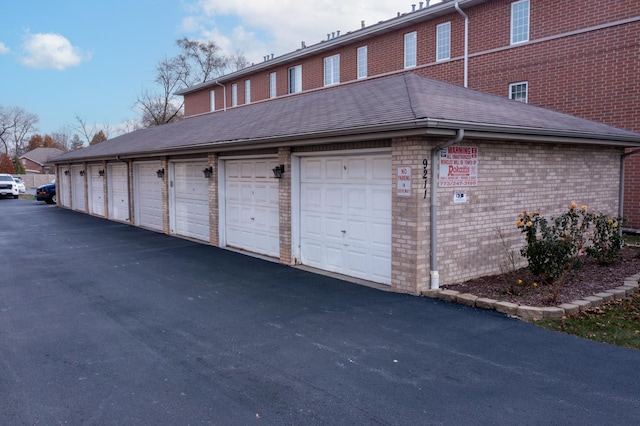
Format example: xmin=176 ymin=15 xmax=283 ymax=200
xmin=0 ymin=0 xmax=441 ymax=139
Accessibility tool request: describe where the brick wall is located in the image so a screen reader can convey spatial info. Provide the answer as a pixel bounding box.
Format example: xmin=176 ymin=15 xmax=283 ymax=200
xmin=278 ymin=147 xmax=292 ymax=264
xmin=435 ymin=140 xmax=622 ymax=286
xmin=391 ymin=137 xmax=431 ymax=294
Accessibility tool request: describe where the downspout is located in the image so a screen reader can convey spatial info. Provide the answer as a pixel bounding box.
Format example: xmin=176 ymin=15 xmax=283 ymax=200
xmin=215 ymin=81 xmax=227 ymax=111
xmin=430 ymin=129 xmax=465 ymax=289
xmin=455 ymin=2 xmax=469 ymax=88
xmin=619 ymin=149 xmax=640 ymax=235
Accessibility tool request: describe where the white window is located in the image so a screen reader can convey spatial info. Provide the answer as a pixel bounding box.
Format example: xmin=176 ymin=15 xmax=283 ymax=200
xmin=509 ymin=81 xmax=528 ymax=103
xmin=404 ymin=32 xmax=417 ymax=68
xmin=323 ymin=54 xmax=340 ymax=86
xmin=231 ymin=83 xmax=238 ymax=107
xmin=436 ymin=22 xmax=451 ymax=61
xmin=357 ymin=46 xmax=368 ymax=79
xmin=209 ymin=90 xmax=215 ymax=112
xmin=511 ymin=0 xmax=529 ymax=44
xmin=288 ymin=65 xmax=302 ymax=94
xmin=269 ymin=72 xmax=277 ymax=98
xmin=244 ymin=80 xmax=251 ymax=104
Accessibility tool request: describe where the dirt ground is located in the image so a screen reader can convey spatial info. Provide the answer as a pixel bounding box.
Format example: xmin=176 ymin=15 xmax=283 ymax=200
xmin=442 ymin=246 xmax=640 ymax=306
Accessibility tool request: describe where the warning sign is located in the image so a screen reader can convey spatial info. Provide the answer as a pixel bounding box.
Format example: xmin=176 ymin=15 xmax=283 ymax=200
xmin=439 ymin=146 xmax=478 ymax=187
xmin=397 ymin=166 xmax=412 ymax=197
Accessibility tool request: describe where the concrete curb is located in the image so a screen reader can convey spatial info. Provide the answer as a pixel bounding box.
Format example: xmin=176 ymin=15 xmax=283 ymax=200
xmin=421 ymin=273 xmax=640 ymax=321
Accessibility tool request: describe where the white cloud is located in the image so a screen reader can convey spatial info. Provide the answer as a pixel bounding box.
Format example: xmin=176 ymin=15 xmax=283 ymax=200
xmin=19 ymin=32 xmax=91 ymax=70
xmin=183 ymin=0 xmax=443 ymax=64
xmin=0 ymin=42 xmax=10 ymax=55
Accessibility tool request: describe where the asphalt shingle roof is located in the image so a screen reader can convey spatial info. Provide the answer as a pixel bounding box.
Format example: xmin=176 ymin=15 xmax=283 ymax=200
xmin=53 ymin=73 xmax=640 ymax=163
xmin=21 ymin=148 xmax=65 ymax=165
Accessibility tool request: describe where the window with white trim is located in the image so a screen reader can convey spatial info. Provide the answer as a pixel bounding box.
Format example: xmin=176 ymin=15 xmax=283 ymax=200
xmin=404 ymin=31 xmax=417 ymax=68
xmin=244 ymin=79 xmax=251 ymax=104
xmin=357 ymin=46 xmax=368 ymax=79
xmin=323 ymin=54 xmax=340 ymax=86
xmin=511 ymin=0 xmax=529 ymax=44
xmin=209 ymin=90 xmax=215 ymax=112
xmin=231 ymin=83 xmax=238 ymax=107
xmin=269 ymin=72 xmax=277 ymax=98
xmin=509 ymin=81 xmax=528 ymax=103
xmin=288 ymin=65 xmax=302 ymax=94
xmin=436 ymin=22 xmax=451 ymax=61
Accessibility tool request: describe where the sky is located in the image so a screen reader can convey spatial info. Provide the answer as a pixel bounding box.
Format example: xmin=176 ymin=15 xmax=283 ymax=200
xmin=0 ymin=0 xmax=443 ymax=139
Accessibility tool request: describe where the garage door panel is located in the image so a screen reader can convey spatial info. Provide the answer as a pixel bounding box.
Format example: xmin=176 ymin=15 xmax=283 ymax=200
xmin=225 ymin=159 xmax=280 ymax=257
xmin=172 ymin=162 xmax=210 ymax=241
xmin=89 ymin=166 xmax=104 ymax=217
xmin=109 ymin=164 xmax=130 ymax=223
xmin=346 ymin=158 xmax=367 ymax=179
xmin=71 ymin=165 xmax=86 ymax=212
xmin=325 ymin=247 xmax=343 ymax=269
xmin=134 ymin=162 xmax=161 ymax=230
xmin=346 ymin=188 xmax=366 ymax=211
xmin=373 ymin=158 xmax=392 ymax=180
xmin=325 ymin=187 xmax=343 ymax=209
xmin=300 ymin=154 xmax=391 ymax=284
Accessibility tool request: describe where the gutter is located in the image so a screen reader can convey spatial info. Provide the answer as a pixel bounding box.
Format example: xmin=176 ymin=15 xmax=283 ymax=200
xmin=454 ymin=2 xmax=469 ymax=87
xmin=430 ymin=128 xmax=465 ymax=289
xmin=215 ymin=81 xmax=227 ymax=111
xmin=619 ymin=149 xmax=640 ymax=233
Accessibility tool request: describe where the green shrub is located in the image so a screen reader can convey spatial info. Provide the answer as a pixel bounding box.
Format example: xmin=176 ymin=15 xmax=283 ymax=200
xmin=516 ymin=203 xmax=623 ymax=298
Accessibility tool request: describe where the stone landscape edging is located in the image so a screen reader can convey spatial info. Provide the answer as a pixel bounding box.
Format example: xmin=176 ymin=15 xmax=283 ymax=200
xmin=421 ymin=274 xmax=640 ymax=321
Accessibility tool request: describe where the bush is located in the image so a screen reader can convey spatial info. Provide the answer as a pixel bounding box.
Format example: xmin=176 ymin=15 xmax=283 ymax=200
xmin=517 ymin=203 xmax=623 ymax=288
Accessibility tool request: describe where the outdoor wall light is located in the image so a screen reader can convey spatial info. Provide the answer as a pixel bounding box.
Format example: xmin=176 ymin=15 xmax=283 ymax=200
xmin=64 ymin=170 xmax=69 ymax=176
xmin=202 ymin=166 xmax=213 ymax=178
xmin=79 ymin=170 xmax=85 ymax=176
xmin=272 ymin=165 xmax=285 ymax=179
xmin=156 ymin=168 xmax=165 ymax=178
xmin=98 ymin=169 xmax=105 ymax=177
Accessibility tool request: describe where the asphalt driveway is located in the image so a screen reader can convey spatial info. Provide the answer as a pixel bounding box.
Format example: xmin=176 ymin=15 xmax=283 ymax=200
xmin=2 ymin=199 xmax=640 ymax=425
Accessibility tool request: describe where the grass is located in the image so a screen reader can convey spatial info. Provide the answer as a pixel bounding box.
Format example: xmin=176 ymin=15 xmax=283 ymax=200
xmin=533 ymin=233 xmax=640 ymax=350
xmin=536 ymin=293 xmax=640 ymax=350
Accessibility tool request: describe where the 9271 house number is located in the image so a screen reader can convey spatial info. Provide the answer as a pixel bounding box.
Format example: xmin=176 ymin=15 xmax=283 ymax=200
xmin=423 ymin=158 xmax=428 ymax=199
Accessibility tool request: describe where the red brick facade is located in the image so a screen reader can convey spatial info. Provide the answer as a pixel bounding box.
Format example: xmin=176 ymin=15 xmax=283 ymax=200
xmin=182 ymin=0 xmax=640 ymax=225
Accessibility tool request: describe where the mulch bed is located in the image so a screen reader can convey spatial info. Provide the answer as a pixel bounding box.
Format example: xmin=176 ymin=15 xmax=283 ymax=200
xmin=442 ymin=246 xmax=640 ymax=307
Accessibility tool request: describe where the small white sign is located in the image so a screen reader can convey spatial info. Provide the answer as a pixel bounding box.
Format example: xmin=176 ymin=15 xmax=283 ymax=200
xmin=397 ymin=167 xmax=412 ymax=197
xmin=454 ymin=191 xmax=467 ymax=203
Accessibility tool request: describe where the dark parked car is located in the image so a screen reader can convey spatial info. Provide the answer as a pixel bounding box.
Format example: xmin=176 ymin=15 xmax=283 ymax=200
xmin=36 ymin=180 xmax=56 ymax=204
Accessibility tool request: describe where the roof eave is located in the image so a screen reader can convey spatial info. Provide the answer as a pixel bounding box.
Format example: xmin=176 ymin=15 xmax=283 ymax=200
xmin=50 ymin=118 xmax=640 ymax=164
xmin=424 ymin=119 xmax=640 ymax=147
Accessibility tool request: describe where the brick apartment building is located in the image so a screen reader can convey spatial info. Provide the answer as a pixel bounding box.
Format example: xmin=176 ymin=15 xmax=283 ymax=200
xmin=52 ymin=0 xmax=640 ymax=294
xmin=181 ymin=0 xmax=640 ymax=225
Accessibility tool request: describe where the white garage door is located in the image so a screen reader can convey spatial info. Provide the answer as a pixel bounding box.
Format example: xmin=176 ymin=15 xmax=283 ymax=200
xmin=171 ymin=161 xmax=210 ymax=242
xmin=59 ymin=166 xmax=71 ymax=208
xmin=88 ymin=165 xmax=104 ymax=217
xmin=224 ymin=159 xmax=280 ymax=257
xmin=71 ymin=165 xmax=86 ymax=212
xmin=108 ymin=164 xmax=130 ymax=222
xmin=134 ymin=161 xmax=162 ymax=231
xmin=300 ymin=154 xmax=391 ymax=284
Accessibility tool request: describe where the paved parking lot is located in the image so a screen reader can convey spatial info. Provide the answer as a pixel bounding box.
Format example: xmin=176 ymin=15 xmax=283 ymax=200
xmin=2 ymin=199 xmax=640 ymax=424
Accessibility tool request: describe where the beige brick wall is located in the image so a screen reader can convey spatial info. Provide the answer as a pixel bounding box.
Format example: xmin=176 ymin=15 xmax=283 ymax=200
xmin=160 ymin=157 xmax=170 ymax=234
xmin=278 ymin=147 xmax=292 ymax=264
xmin=391 ymin=137 xmax=432 ymax=294
xmin=208 ymin=153 xmax=219 ymax=246
xmin=435 ymin=140 xmax=622 ymax=286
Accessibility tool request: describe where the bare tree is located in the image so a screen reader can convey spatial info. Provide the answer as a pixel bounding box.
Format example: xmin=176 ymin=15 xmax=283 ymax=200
xmin=72 ymin=114 xmax=109 ymax=146
xmin=136 ymin=38 xmax=248 ymax=128
xmin=0 ymin=106 xmax=39 ymax=156
xmin=136 ymin=58 xmax=186 ymax=127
